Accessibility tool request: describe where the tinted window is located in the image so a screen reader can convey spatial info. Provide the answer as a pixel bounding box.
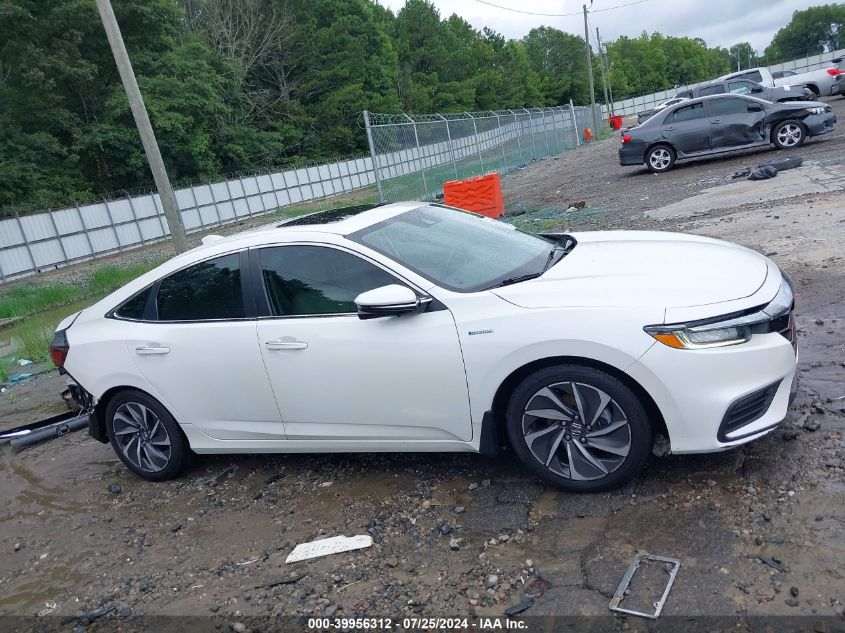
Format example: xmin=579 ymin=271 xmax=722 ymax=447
xmin=157 ymin=253 xmax=244 ymax=321
xmin=709 ymin=97 xmax=752 ymax=116
xmin=728 ymin=81 xmax=755 ymax=95
xmin=259 ymin=246 xmax=397 ymax=316
xmin=114 ymin=287 xmax=152 ymax=319
xmin=668 ymin=102 xmax=705 ymax=123
xmin=744 ymin=70 xmax=764 ymax=82
xmin=698 ymin=85 xmax=725 ymax=96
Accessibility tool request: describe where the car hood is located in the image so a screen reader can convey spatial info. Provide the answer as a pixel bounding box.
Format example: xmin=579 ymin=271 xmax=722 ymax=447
xmin=490 ymin=231 xmax=770 ymax=310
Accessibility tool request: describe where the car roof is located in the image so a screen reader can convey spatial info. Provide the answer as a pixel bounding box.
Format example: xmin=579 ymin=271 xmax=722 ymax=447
xmin=189 ymin=200 xmax=427 ymax=254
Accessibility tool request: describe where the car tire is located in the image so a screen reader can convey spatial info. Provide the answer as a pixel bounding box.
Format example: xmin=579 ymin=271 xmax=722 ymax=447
xmin=804 ymin=85 xmax=819 ymax=99
xmin=645 ymin=145 xmax=676 ymax=173
xmin=772 ymin=120 xmax=806 ymax=149
xmin=505 ymin=365 xmax=653 ymax=492
xmin=106 ymin=389 xmax=191 ymax=481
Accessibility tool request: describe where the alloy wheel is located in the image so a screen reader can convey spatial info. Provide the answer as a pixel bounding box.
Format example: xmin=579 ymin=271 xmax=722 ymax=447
xmin=521 ymin=381 xmax=631 ymax=481
xmin=777 ymin=123 xmax=802 ymax=147
xmin=112 ymin=402 xmax=172 ymax=473
xmin=649 ymin=148 xmax=672 ymax=170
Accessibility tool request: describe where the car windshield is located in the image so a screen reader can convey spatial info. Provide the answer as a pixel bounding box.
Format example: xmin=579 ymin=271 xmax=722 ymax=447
xmin=349 ymin=205 xmax=559 ymax=292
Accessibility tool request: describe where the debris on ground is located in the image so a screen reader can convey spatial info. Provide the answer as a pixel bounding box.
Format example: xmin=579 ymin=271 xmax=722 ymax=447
xmin=286 ymin=535 xmax=373 ymax=563
xmin=504 ymin=597 xmax=534 ymax=616
xmin=254 ymin=573 xmax=307 ymax=589
xmin=17 ymin=359 xmax=33 ymax=366
xmin=748 ymin=164 xmax=779 ymax=181
xmin=762 ymin=156 xmax=803 ymax=172
xmin=609 ymin=554 xmax=681 ymax=618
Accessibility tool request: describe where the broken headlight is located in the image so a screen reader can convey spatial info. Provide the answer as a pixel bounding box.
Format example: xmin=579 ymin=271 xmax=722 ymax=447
xmin=805 ymin=106 xmax=826 ymax=115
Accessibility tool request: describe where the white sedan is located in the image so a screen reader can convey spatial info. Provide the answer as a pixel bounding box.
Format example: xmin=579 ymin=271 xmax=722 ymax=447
xmin=51 ymin=203 xmax=798 ymax=492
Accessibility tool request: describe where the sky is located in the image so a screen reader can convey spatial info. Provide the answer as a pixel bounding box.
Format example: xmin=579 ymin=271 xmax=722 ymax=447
xmin=379 ymin=0 xmax=819 ymax=53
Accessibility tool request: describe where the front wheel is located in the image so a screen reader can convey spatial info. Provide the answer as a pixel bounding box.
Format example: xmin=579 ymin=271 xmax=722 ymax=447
xmin=106 ymin=389 xmax=191 ymax=481
xmin=645 ymin=145 xmax=676 ymax=173
xmin=505 ymin=366 xmax=653 ymax=492
xmin=772 ymin=120 xmax=806 ymax=149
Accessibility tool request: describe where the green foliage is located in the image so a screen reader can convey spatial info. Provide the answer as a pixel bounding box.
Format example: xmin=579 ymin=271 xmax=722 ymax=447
xmin=0 ymin=261 xmax=161 ymax=319
xmin=16 ymin=321 xmax=54 ymax=363
xmin=0 ymin=0 xmax=828 ymax=213
xmin=765 ymin=4 xmax=845 ymax=63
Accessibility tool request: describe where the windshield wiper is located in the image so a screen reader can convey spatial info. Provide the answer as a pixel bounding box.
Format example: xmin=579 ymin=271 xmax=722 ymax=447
xmin=487 ymin=272 xmax=544 ymax=289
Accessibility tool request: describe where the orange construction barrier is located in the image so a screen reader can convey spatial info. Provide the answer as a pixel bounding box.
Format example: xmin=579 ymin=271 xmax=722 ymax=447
xmin=442 ymin=172 xmax=505 ymax=219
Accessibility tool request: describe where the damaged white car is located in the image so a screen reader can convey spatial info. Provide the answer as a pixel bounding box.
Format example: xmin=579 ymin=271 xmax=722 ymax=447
xmin=52 ymin=203 xmax=798 ymax=492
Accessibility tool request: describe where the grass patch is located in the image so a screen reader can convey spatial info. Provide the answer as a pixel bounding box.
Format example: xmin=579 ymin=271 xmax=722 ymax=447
xmin=0 ymin=261 xmax=162 ymax=320
xmin=16 ymin=321 xmax=54 ymax=363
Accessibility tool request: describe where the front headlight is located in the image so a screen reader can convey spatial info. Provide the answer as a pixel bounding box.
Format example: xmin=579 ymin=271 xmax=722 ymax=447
xmin=805 ymin=106 xmax=825 ymax=115
xmin=645 ymin=272 xmax=793 ymax=350
xmin=645 ymin=324 xmax=752 ymax=349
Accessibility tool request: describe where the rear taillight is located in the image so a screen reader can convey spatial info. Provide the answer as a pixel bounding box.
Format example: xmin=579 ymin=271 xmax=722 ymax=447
xmin=49 ymin=330 xmax=69 ymax=368
xmin=621 ymin=134 xmax=632 ymax=144
xmin=827 ymin=68 xmax=843 ymax=76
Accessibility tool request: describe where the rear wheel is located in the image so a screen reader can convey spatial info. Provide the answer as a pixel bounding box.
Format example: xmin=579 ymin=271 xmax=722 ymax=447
xmin=772 ymin=120 xmax=806 ymax=149
xmin=106 ymin=389 xmax=190 ymax=481
xmin=505 ymin=365 xmax=653 ymax=492
xmin=645 ymin=145 xmax=676 ymax=173
xmin=804 ymin=85 xmax=819 ymax=99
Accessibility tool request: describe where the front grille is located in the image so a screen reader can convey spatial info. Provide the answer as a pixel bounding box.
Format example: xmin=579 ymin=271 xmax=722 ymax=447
xmin=718 ymin=381 xmax=781 ymax=442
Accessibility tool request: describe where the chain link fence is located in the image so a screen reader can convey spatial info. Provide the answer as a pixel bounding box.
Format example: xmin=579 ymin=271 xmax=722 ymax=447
xmin=363 ymin=105 xmax=601 ymax=203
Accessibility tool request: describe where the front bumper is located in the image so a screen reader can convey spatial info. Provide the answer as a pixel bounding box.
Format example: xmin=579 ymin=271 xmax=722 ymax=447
xmin=627 ymin=331 xmax=797 ymax=453
xmin=804 ymin=112 xmax=837 ymax=136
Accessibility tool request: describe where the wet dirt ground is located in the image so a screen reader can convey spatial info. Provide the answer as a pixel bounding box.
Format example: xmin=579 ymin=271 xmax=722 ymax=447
xmin=1 ymin=98 xmax=844 ymax=630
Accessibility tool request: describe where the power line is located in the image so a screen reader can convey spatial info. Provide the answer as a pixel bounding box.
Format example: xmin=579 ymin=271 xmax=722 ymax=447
xmin=472 ymin=0 xmax=651 ymax=18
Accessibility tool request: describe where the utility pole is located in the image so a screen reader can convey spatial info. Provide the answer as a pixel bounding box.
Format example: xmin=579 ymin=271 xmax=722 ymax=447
xmin=95 ymin=0 xmax=188 ymax=254
xmin=583 ymin=3 xmax=598 ymax=132
xmin=596 ymin=27 xmax=611 ymax=116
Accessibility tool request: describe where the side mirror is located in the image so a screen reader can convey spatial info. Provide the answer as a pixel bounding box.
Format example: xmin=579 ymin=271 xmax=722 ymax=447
xmin=355 ymin=284 xmax=424 ymax=320
xmin=751 ymin=86 xmax=764 ymax=93
xmin=747 ymin=104 xmax=764 ymax=112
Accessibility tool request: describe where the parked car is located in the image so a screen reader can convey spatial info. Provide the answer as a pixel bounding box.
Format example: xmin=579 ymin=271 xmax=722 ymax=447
xmin=720 ymin=65 xmax=844 ymax=98
xmin=619 ymin=94 xmax=836 ymax=173
xmin=675 ymin=78 xmax=813 ymax=103
xmin=53 ymin=203 xmax=798 ymax=492
xmin=636 ymin=97 xmax=688 ymax=124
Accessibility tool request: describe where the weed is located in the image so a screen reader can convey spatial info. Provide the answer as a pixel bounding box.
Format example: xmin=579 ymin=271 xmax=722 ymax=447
xmin=17 ymin=321 xmax=55 ymax=363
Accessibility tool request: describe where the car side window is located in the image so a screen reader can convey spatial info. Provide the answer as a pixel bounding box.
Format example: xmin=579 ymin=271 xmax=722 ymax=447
xmin=698 ymin=85 xmax=724 ymax=96
xmin=114 ymin=286 xmax=153 ymax=320
xmin=668 ymin=102 xmax=705 ymax=123
xmin=156 ymin=253 xmax=245 ymax=321
xmin=728 ymin=81 xmax=754 ymax=95
xmin=259 ymin=245 xmax=398 ymax=317
xmin=745 ymin=70 xmax=764 ymax=83
xmin=708 ymin=97 xmax=752 ymax=116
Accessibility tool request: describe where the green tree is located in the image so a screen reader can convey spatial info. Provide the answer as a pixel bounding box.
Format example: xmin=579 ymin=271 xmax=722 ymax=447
xmin=522 ymin=27 xmax=590 ymax=106
xmin=765 ymin=4 xmax=845 ymax=62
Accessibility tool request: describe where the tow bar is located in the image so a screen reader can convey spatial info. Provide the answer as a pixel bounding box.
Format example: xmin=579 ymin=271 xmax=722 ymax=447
xmin=0 ymin=410 xmax=90 ymax=452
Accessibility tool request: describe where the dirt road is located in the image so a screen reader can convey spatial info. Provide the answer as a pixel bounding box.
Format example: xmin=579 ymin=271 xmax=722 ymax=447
xmin=1 ymin=98 xmax=844 ymax=630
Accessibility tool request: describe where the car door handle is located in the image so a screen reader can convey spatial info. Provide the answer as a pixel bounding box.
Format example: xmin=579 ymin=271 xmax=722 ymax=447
xmin=135 ymin=345 xmax=170 ymax=355
xmin=663 ymin=126 xmax=675 ymax=131
xmin=711 ymin=120 xmax=723 ymax=124
xmin=265 ymin=338 xmax=309 ymax=351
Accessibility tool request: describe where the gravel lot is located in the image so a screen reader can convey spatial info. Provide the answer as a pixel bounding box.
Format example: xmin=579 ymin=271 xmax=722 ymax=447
xmin=1 ymin=97 xmax=844 ymax=630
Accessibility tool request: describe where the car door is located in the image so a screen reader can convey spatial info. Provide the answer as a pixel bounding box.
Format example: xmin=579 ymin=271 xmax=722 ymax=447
xmin=253 ymin=243 xmax=473 ymax=442
xmin=706 ymin=96 xmax=767 ymax=149
xmin=661 ymin=101 xmax=710 ymax=155
xmin=126 ymin=251 xmax=285 ymax=440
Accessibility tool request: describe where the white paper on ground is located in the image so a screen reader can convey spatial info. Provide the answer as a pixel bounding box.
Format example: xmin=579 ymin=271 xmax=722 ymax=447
xmin=285 ymin=535 xmax=373 ymax=563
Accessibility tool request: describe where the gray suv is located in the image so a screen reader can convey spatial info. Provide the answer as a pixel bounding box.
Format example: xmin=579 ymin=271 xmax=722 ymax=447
xmin=676 ymin=78 xmax=812 ymax=103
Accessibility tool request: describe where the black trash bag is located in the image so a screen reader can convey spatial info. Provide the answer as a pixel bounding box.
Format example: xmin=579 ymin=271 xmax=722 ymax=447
xmin=760 ymin=155 xmax=803 ymax=172
xmin=748 ymin=165 xmax=779 ymax=181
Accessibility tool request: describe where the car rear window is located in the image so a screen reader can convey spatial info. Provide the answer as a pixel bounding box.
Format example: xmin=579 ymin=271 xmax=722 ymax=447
xmin=156 ymin=253 xmax=245 ymax=321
